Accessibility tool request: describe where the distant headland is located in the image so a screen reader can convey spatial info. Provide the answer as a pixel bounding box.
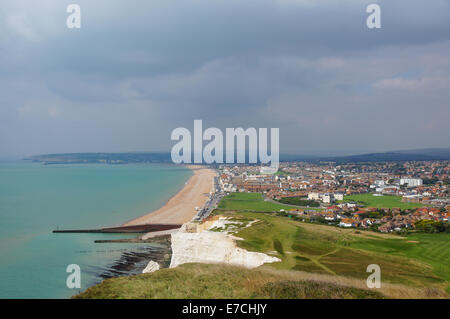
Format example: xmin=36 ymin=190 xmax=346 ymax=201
xmin=25 ymin=148 xmax=450 ymax=165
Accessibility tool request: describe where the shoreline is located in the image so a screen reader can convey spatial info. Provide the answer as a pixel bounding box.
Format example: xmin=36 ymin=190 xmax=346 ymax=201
xmin=78 ymin=165 xmax=216 ymax=295
xmin=123 ymin=165 xmax=216 ymax=226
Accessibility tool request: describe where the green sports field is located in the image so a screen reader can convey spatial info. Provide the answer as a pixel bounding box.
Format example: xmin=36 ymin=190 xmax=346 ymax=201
xmin=342 ymin=194 xmax=427 ymax=209
xmin=218 ymin=192 xmax=295 ymax=212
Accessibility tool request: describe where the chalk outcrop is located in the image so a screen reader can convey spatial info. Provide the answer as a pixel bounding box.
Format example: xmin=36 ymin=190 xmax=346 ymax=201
xmin=169 ymin=231 xmax=280 ymax=269
xmin=142 ymin=260 xmax=160 ymax=273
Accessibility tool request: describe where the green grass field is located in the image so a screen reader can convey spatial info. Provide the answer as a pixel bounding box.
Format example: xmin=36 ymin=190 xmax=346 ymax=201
xmin=218 ymin=192 xmax=295 ymax=212
xmin=347 ymin=232 xmax=450 ymax=289
xmin=221 ymin=211 xmax=449 ymax=294
xmin=342 ymin=194 xmax=426 ymax=209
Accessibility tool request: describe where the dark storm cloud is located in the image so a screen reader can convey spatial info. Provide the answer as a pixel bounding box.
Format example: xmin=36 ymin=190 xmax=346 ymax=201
xmin=0 ymin=0 xmax=449 ymax=156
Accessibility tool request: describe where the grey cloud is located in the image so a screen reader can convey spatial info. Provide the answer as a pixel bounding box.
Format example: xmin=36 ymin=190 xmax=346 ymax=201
xmin=0 ymin=0 xmax=449 ymax=156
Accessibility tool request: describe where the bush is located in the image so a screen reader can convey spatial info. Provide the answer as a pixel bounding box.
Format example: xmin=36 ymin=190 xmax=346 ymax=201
xmin=415 ymin=220 xmax=450 ymax=233
xmin=277 ymin=197 xmax=320 ymax=207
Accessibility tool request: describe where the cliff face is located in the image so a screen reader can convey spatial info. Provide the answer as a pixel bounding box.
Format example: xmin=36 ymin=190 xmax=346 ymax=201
xmin=169 ymin=231 xmax=280 ymax=269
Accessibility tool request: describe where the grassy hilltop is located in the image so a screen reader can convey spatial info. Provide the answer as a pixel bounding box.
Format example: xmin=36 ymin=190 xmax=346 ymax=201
xmin=229 ymin=211 xmax=449 ymax=292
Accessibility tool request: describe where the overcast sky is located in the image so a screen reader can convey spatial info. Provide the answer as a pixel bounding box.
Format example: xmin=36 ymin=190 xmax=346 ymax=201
xmin=0 ymin=0 xmax=449 ymax=157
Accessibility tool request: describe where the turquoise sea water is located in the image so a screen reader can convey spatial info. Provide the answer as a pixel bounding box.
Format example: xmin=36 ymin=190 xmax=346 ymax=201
xmin=0 ymin=162 xmax=192 ymax=299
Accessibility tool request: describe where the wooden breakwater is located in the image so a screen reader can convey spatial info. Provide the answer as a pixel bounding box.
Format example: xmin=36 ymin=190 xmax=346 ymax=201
xmin=52 ymin=223 xmax=182 ymax=234
xmin=94 ymin=234 xmax=171 ymax=243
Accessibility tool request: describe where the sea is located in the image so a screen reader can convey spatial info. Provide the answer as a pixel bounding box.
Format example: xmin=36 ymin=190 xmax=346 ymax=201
xmin=0 ymin=161 xmax=192 ymax=299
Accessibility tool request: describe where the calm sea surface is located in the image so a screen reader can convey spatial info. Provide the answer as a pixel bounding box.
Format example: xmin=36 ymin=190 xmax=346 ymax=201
xmin=0 ymin=162 xmax=192 ymax=298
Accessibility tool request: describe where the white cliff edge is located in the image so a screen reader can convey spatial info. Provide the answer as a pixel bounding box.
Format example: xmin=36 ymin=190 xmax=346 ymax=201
xmin=169 ymin=222 xmax=280 ymax=269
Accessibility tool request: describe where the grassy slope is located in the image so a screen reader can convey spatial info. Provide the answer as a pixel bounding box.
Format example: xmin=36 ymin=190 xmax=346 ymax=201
xmin=75 ymin=263 xmax=385 ymax=299
xmin=218 ymin=192 xmax=321 ymax=212
xmin=224 ymin=211 xmax=449 ymax=294
xmin=347 ymin=232 xmax=450 ymax=290
xmin=343 ymin=194 xmax=426 ymax=209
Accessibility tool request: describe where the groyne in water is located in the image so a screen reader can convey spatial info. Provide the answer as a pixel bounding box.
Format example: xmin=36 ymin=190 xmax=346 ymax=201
xmin=52 ymin=223 xmax=182 ymax=234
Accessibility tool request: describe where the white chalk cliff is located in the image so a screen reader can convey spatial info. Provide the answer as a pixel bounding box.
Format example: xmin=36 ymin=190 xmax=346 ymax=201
xmin=169 ymin=231 xmax=280 ymax=269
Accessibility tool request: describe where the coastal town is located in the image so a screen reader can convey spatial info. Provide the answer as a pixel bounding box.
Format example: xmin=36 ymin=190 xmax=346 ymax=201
xmin=75 ymin=159 xmax=450 ymax=300
xmin=216 ymin=161 xmax=450 ymax=233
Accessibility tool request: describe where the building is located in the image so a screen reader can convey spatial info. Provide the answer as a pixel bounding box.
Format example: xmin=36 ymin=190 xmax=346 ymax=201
xmin=374 ymin=180 xmax=385 ymax=187
xmin=339 ymin=218 xmax=358 ymax=228
xmin=308 ymin=192 xmax=320 ymax=201
xmin=400 ymin=178 xmax=423 ymax=187
xmin=322 ymin=193 xmax=333 ymax=204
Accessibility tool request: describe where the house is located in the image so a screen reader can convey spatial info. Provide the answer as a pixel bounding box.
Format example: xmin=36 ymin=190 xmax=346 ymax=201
xmin=339 ymin=218 xmax=358 ymax=228
xmin=379 ymin=222 xmax=394 ymax=233
xmin=428 ymin=208 xmax=441 ymax=216
xmin=326 ymin=205 xmax=340 ymax=213
xmin=361 ymin=218 xmax=375 ymax=228
xmin=323 ymin=212 xmax=337 ymax=221
xmin=352 ymin=210 xmax=366 ymax=218
xmin=345 ymin=202 xmax=357 ymax=208
xmin=416 ymin=207 xmax=429 ymax=214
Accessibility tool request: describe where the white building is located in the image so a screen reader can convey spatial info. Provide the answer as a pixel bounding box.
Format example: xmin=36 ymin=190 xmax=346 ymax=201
xmin=374 ymin=180 xmax=385 ymax=187
xmin=322 ymin=193 xmax=333 ymax=204
xmin=222 ymin=183 xmax=237 ymax=192
xmin=400 ymin=178 xmax=423 ymax=187
xmin=338 ymin=202 xmax=357 ymax=209
xmin=339 ymin=219 xmax=355 ymax=228
xmin=308 ymin=192 xmax=320 ymax=200
xmin=308 ymin=192 xmax=343 ymax=203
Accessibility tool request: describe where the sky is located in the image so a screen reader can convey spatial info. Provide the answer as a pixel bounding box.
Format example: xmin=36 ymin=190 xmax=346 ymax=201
xmin=0 ymin=0 xmax=449 ymax=157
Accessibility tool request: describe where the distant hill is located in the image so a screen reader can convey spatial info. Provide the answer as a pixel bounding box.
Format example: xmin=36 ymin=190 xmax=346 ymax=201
xmin=26 ymin=148 xmax=450 ymax=165
xmin=281 ymin=148 xmax=450 ymax=162
xmin=391 ymin=148 xmax=450 ymax=156
xmin=280 ymin=154 xmax=321 ymax=161
xmin=322 ymin=148 xmax=450 ymax=162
